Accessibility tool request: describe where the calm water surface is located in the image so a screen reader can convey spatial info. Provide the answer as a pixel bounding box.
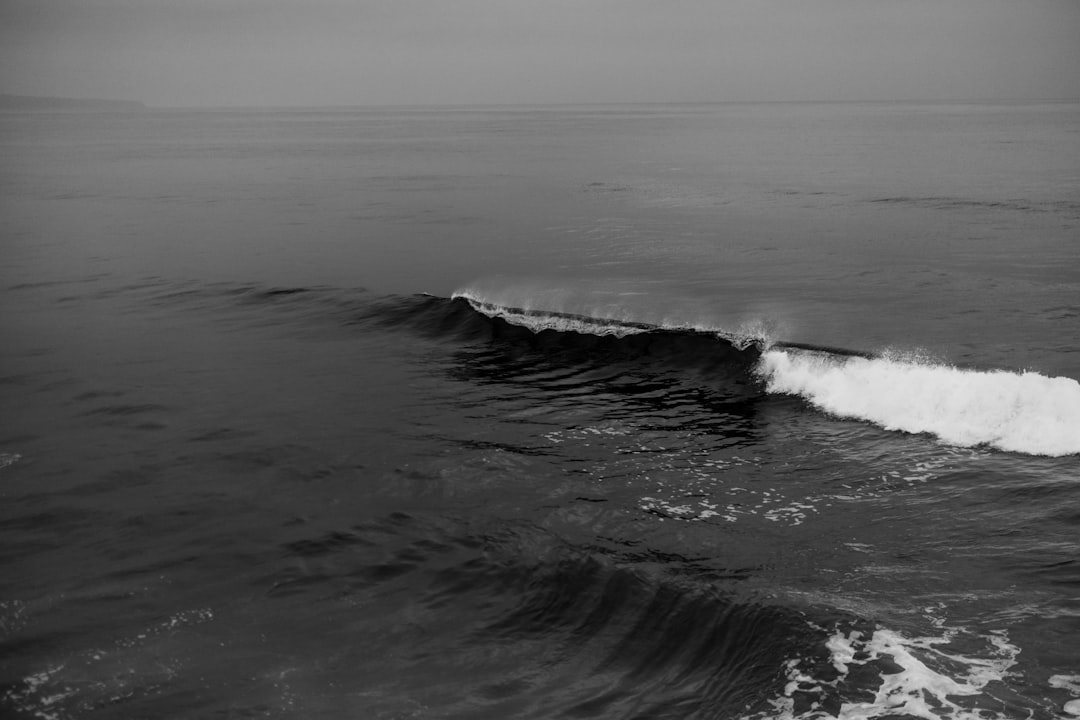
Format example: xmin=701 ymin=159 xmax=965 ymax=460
xmin=2 ymin=102 xmax=1079 ymax=719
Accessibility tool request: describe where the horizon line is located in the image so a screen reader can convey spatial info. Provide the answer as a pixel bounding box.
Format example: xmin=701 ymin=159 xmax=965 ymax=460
xmin=4 ymin=93 xmax=1079 ymax=111
xmin=151 ymin=96 xmax=1080 ymax=110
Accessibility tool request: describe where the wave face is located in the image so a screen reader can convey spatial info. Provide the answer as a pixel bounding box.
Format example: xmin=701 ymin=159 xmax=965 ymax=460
xmin=453 ymin=290 xmax=1080 ymax=457
xmin=292 ymin=513 xmax=823 ymax=720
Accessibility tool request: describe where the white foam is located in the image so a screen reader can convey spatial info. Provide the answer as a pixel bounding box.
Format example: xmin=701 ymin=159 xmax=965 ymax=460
xmin=758 ymin=350 xmax=1080 ymax=456
xmin=1052 ymin=675 xmax=1080 ymax=716
xmin=1050 ymin=674 xmax=1080 ymax=694
xmin=747 ymin=624 xmax=1021 ymax=720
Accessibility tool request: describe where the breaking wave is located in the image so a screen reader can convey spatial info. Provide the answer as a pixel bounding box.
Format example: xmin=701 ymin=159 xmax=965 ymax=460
xmin=758 ymin=350 xmax=1080 ymax=457
xmin=449 ymin=290 xmax=1080 ymax=457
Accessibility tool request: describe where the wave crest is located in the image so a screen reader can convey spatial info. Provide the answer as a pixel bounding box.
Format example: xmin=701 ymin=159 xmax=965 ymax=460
xmin=452 ymin=290 xmax=767 ymax=350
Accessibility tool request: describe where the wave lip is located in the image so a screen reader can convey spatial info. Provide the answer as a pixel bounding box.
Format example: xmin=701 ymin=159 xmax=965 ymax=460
xmin=758 ymin=350 xmax=1080 ymax=457
xmin=452 ymin=290 xmax=766 ymax=350
xmin=454 ymin=292 xmax=656 ymax=338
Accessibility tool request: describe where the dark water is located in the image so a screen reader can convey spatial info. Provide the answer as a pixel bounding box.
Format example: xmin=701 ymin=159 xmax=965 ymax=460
xmin=2 ymin=103 xmax=1079 ymax=719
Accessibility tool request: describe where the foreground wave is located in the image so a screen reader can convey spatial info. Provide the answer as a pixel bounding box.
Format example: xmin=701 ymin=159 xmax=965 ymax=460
xmin=4 ymin=509 xmax=1041 ymax=719
xmin=447 ymin=291 xmax=1080 ymax=457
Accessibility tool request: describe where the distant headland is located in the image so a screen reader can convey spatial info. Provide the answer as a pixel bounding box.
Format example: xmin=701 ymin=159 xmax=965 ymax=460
xmin=0 ymin=94 xmax=146 ymax=112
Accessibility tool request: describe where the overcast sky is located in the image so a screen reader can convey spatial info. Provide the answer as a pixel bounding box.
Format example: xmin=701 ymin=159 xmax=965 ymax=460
xmin=2 ymin=0 xmax=1078 ymax=107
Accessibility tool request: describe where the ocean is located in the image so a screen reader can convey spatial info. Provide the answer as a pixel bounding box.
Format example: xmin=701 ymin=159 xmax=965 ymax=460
xmin=1 ymin=101 xmax=1078 ymax=719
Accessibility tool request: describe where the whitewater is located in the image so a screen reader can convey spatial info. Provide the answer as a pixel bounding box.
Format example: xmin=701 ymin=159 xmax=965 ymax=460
xmin=759 ymin=350 xmax=1080 ymax=457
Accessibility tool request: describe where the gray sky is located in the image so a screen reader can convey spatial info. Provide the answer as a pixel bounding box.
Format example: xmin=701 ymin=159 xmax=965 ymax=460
xmin=2 ymin=0 xmax=1079 ymax=107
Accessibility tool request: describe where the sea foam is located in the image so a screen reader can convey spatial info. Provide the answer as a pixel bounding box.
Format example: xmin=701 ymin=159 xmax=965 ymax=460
xmin=746 ymin=624 xmax=1022 ymax=720
xmin=758 ymin=350 xmax=1080 ymax=457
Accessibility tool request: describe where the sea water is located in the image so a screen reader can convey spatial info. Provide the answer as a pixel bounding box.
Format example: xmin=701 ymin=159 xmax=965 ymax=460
xmin=2 ymin=102 xmax=1079 ymax=718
